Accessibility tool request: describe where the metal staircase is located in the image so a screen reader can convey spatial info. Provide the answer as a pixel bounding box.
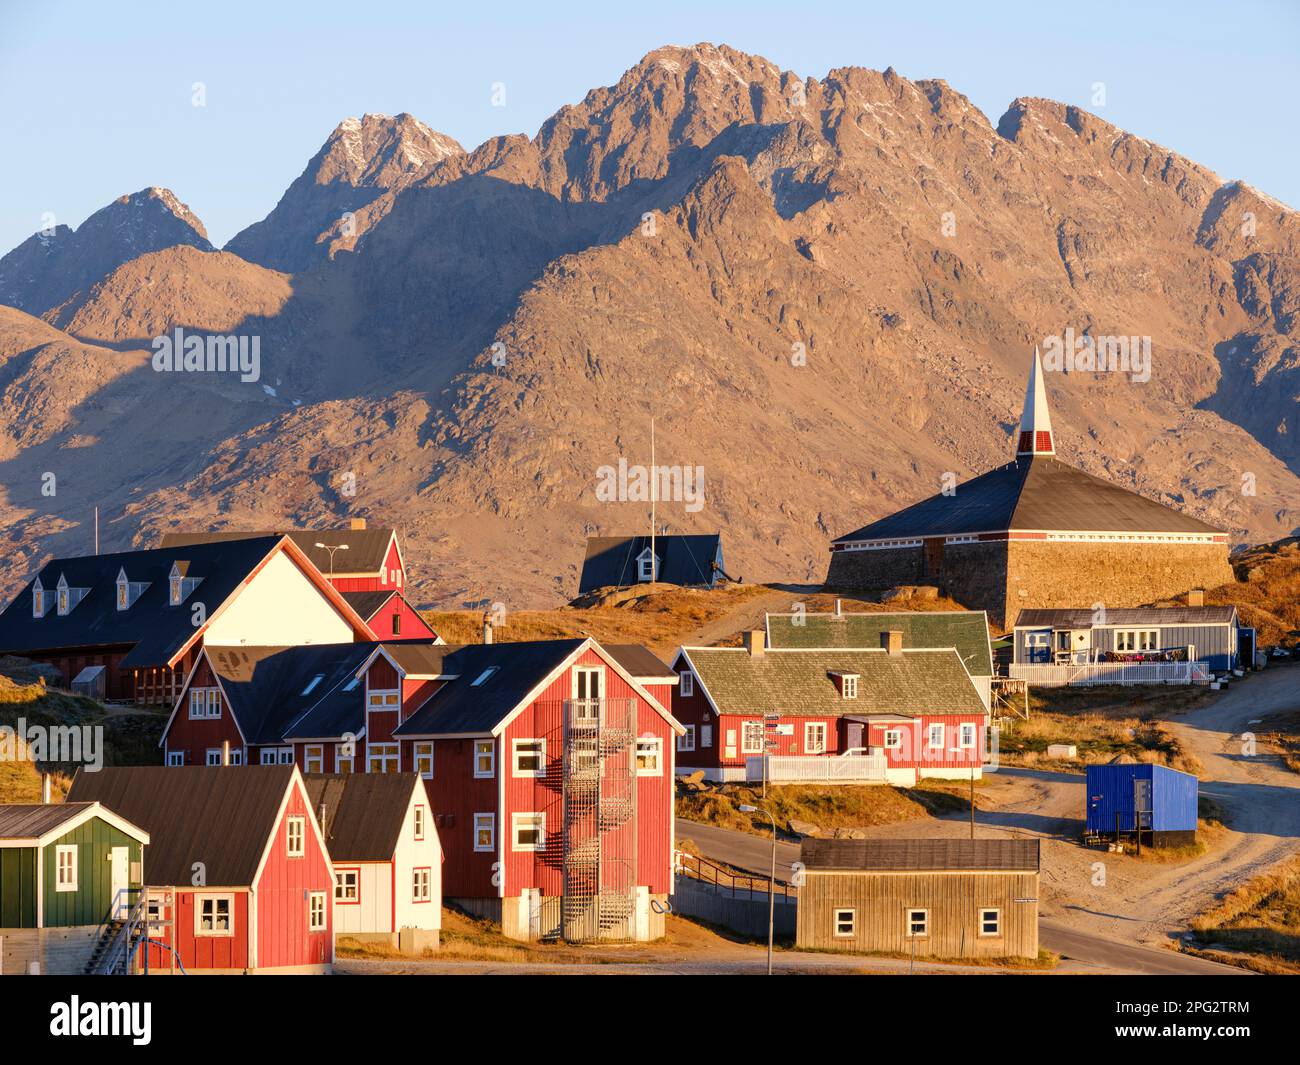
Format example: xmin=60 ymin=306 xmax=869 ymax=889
xmin=85 ymin=889 xmax=148 ymax=975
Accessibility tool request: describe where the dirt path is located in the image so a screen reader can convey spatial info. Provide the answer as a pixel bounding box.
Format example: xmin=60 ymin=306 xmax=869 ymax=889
xmin=677 ymin=585 xmax=816 ymax=647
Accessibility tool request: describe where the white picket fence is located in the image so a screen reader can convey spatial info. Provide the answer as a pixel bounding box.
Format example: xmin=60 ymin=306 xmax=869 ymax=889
xmin=744 ymin=753 xmax=888 ymax=784
xmin=1007 ymin=660 xmax=1212 ymax=687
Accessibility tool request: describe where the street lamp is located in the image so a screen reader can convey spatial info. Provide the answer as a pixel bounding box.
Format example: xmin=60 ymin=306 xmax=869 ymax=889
xmin=950 ymin=746 xmax=975 ymax=838
xmin=314 ymin=542 xmax=348 ymax=579
xmin=739 ymin=802 xmax=777 ymax=975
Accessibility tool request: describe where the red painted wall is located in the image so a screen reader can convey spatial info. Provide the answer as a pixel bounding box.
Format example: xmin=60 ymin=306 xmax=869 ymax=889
xmin=162 ymin=659 xmax=244 ymax=765
xmin=138 ymin=889 xmax=251 ymax=972
xmin=326 ymin=537 xmax=405 ymax=593
xmin=366 ymin=595 xmax=436 ymax=640
xmin=414 ymin=737 xmax=499 ymax=897
xmin=669 ymin=653 xmax=719 ymax=770
xmin=254 ymin=782 xmax=334 ymax=969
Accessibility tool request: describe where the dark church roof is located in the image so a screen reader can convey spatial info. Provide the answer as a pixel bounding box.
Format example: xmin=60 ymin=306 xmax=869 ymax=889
xmin=834 ymin=456 xmax=1222 ymax=543
xmin=160 ymin=528 xmax=396 ymax=578
xmin=578 ymin=534 xmax=722 ymax=593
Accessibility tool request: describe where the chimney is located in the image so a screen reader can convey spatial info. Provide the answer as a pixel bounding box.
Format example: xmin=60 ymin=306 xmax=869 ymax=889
xmin=743 ymin=630 xmax=765 ymax=657
xmin=221 ymin=739 xmax=230 ymax=766
xmin=350 ymin=518 xmax=367 ymax=530
xmin=318 ymin=802 xmax=329 ymax=838
xmin=483 ymin=614 xmax=494 ymax=645
xmin=1187 ymin=588 xmax=1205 ymax=607
xmin=880 ymin=630 xmax=903 ymax=656
xmin=41 ymin=773 xmax=51 ymax=804
xmin=835 ymin=599 xmax=842 ymax=617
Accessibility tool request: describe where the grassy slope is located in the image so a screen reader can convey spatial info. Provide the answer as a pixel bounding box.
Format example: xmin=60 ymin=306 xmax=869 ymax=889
xmin=1185 ymin=853 xmax=1300 ymax=974
xmin=1214 ymin=537 xmax=1300 ymax=648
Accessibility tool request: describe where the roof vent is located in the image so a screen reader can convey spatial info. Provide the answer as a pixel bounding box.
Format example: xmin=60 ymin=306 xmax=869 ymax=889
xmin=1187 ymin=588 xmax=1205 ymax=607
xmin=881 ymin=630 xmax=903 ymax=656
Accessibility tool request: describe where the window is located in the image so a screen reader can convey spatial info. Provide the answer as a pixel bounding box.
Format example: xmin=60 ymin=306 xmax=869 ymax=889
xmin=841 ymin=674 xmax=858 ymax=699
xmin=368 ymin=743 xmax=399 ymax=774
xmin=636 ymin=737 xmax=663 ymax=775
xmin=57 ymin=581 xmax=69 ymax=616
xmin=205 ymin=749 xmax=223 ymax=767
xmin=367 ymin=690 xmax=399 ymax=709
xmin=906 ymin=909 xmax=929 ymax=937
xmin=834 ymin=909 xmax=856 ymax=937
xmin=336 ymin=744 xmax=354 ymax=774
xmin=414 ymin=805 xmax=425 ymax=841
xmin=741 ymin=721 xmax=765 ymax=755
xmin=189 ymin=688 xmax=221 ymax=719
xmin=959 ymin=723 xmax=977 ymax=749
xmin=169 ymin=576 xmax=182 ymax=605
xmin=32 ymin=580 xmax=44 ymax=618
xmin=166 ymin=751 xmax=183 ymax=766
xmin=343 ymin=676 xmax=361 ymax=692
xmin=512 ymin=812 xmax=545 ymax=851
xmin=196 ymin=894 xmax=233 ymax=936
xmin=980 ymin=908 xmax=1001 ymax=936
xmin=278 ymin=748 xmax=294 ymax=765
xmin=117 ymin=579 xmax=128 ymax=610
xmin=1116 ymin=629 xmax=1160 ymax=652
xmin=286 ymin=816 xmax=305 ymax=857
xmin=701 ymin=724 xmax=713 ymax=748
xmin=927 ymin=723 xmax=945 ymax=749
xmin=304 ymin=745 xmax=324 ymax=774
xmin=301 ymin=674 xmax=324 ymax=696
xmin=473 ymin=740 xmax=495 ymax=778
xmin=471 ymin=667 xmax=498 ymax=687
xmin=637 ymin=548 xmax=657 ymax=582
xmin=512 ymin=738 xmax=545 ymax=777
xmin=571 ymin=666 xmax=603 ymax=722
xmin=679 ymin=670 xmax=694 ymax=697
xmin=391 ymin=613 xmax=401 ymax=636
xmin=805 ymin=722 xmax=827 ymax=754
xmin=308 ymin=891 xmax=327 ymax=932
xmin=473 ymin=813 xmax=495 ymax=852
xmin=883 ymin=729 xmax=902 ymax=750
xmin=678 ymin=724 xmax=696 ymax=752
xmin=335 ymin=869 xmax=359 ymax=903
xmin=413 ymin=868 xmax=432 ymax=903
xmin=55 ymin=845 xmax=78 ymax=892
xmin=228 ymin=748 xmax=243 ymax=766
xmin=413 ymin=741 xmax=433 ymax=779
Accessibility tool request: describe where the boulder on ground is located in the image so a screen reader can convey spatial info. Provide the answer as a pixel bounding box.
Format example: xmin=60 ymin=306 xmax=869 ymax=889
xmin=1046 ymin=743 xmax=1078 ymax=759
xmin=832 ymin=827 xmax=868 ymax=839
xmin=787 ymin=818 xmax=821 ymax=838
xmin=881 ymin=584 xmax=939 ymax=602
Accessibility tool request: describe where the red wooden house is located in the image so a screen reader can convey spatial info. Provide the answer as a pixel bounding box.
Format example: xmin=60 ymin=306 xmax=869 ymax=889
xmin=340 ymin=590 xmax=437 ymax=640
xmin=0 ymin=535 xmax=375 ymax=707
xmin=671 ymin=630 xmax=988 ymax=785
xmin=67 ymin=765 xmax=335 ymax=974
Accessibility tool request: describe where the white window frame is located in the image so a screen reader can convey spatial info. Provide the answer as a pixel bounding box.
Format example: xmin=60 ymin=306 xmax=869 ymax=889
xmin=286 ymin=816 xmax=305 ymax=858
xmin=205 ymin=748 xmax=223 ymax=767
xmin=841 ymin=674 xmax=858 ymax=699
xmin=804 ymin=721 xmax=827 ymax=755
xmin=512 ymin=738 xmax=546 ymax=777
xmin=571 ymin=665 xmax=605 ymax=722
xmin=473 ymin=739 xmax=495 ymax=778
xmin=741 ymin=720 xmax=765 ymax=755
xmin=367 ymin=689 xmax=400 ymax=710
xmin=32 ymin=580 xmax=44 ymax=618
xmin=833 ymin=908 xmax=856 ymax=937
xmin=927 ymin=723 xmax=945 ymax=749
xmin=308 ymin=891 xmax=327 ymax=932
xmin=195 ymin=893 xmax=234 ymax=937
xmin=367 ymin=743 xmax=399 ymax=774
xmin=511 ymin=812 xmax=546 ymax=852
xmin=906 ymin=908 xmax=929 ymax=937
xmin=412 ymin=867 xmax=432 ymax=903
xmin=55 ymin=844 xmax=78 ymax=892
xmin=1115 ymin=629 xmax=1160 ymax=652
xmin=979 ymin=908 xmax=1001 ymax=937
xmin=227 ymin=748 xmax=243 ymax=766
xmin=304 ymin=744 xmax=324 ymax=774
xmin=335 ymin=868 xmax=359 ymax=903
xmin=117 ymin=577 xmax=129 ymax=610
xmin=883 ymin=729 xmax=902 ymax=750
xmin=635 ymin=736 xmax=663 ymax=776
xmin=960 ymin=723 xmax=978 ymax=749
xmin=679 ymin=671 xmax=694 ymax=697
xmin=335 ymin=744 xmax=355 ymax=774
xmin=413 ymin=741 xmax=433 ymax=779
xmin=677 ymin=723 xmax=696 ymax=752
xmin=414 ymin=805 xmax=425 ymax=841
xmin=637 ymin=548 xmax=657 ymax=582
xmin=166 ymin=750 xmax=184 ymax=767
xmin=473 ymin=813 xmax=495 ymax=853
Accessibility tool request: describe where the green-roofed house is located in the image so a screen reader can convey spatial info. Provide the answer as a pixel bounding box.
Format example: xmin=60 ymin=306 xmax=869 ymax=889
xmin=0 ymin=801 xmax=150 ymax=975
xmin=764 ymin=609 xmax=994 ymax=710
xmin=669 ymin=630 xmax=989 ymax=785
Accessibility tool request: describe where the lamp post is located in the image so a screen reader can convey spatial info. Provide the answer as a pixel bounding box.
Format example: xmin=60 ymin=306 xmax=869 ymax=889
xmin=314 ymin=542 xmax=349 ymax=580
xmin=950 ymin=745 xmax=975 ymax=838
xmin=739 ymin=802 xmax=777 ymax=975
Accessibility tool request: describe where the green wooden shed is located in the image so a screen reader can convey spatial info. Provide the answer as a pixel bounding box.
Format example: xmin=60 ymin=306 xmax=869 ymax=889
xmin=0 ymin=802 xmax=150 ymax=930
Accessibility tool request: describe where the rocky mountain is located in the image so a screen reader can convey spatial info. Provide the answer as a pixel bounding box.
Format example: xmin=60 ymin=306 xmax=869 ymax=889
xmin=0 ymin=188 xmax=212 ymax=316
xmin=0 ymin=44 xmax=1297 ymax=609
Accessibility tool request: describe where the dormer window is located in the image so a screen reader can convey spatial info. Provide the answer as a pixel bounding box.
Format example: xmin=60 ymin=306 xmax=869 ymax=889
xmin=32 ymin=577 xmax=45 ymax=618
xmin=114 ymin=567 xmax=150 ymax=611
xmin=637 ymin=547 xmax=657 ymax=582
xmin=168 ymin=561 xmax=200 ymax=605
xmin=57 ymin=575 xmax=70 ymax=615
xmin=830 ymin=671 xmax=859 ymax=699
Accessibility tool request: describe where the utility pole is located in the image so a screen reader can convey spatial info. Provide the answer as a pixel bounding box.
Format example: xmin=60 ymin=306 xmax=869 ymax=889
xmin=649 ymin=416 xmax=656 ymax=581
xmin=94 ymin=506 xmax=99 ymax=555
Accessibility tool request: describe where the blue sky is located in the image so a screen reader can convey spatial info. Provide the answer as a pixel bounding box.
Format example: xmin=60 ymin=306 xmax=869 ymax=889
xmin=1 ymin=0 xmax=1296 ymax=251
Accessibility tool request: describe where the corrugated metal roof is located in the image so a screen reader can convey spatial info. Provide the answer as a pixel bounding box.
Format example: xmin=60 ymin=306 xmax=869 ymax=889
xmin=578 ymin=535 xmax=722 ymax=593
xmin=801 ymin=837 xmax=1040 ymax=872
xmin=834 ymin=456 xmax=1221 ymax=541
xmin=1014 ymin=606 xmax=1237 ymax=628
xmin=683 ymin=647 xmax=985 ymax=718
xmin=67 ymin=766 xmax=296 ymax=886
xmin=303 ymin=773 xmax=421 ymax=862
xmin=604 ymin=644 xmax=677 ymax=679
xmin=766 ymin=611 xmax=993 ymax=677
xmin=0 ymin=802 xmax=94 ymax=840
xmin=160 ymin=528 xmax=395 ymax=577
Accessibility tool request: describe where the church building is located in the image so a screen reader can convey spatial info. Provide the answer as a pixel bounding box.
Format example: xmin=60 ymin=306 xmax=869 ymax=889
xmin=826 ymin=352 xmax=1234 ymax=627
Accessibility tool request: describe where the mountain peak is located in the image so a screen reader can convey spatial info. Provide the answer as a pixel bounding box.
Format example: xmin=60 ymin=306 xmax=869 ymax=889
xmin=314 ymin=112 xmax=464 ymax=189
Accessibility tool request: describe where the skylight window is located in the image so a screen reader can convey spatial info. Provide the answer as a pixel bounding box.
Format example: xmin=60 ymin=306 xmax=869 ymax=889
xmin=471 ymin=666 xmax=499 ymax=687
xmin=343 ymin=677 xmax=361 ymax=692
xmin=301 ymin=674 xmax=324 ymax=696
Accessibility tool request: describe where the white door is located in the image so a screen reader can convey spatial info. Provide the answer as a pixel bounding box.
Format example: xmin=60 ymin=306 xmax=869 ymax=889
xmin=109 ymin=847 xmax=129 ymax=919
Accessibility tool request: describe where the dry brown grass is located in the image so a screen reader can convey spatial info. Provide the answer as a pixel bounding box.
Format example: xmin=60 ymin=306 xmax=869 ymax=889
xmin=1256 ymin=710 xmax=1300 ymax=774
xmin=1185 ymin=853 xmax=1300 ymax=973
xmin=1215 ymin=537 xmax=1300 ymax=649
xmin=677 ymin=780 xmax=972 ymax=839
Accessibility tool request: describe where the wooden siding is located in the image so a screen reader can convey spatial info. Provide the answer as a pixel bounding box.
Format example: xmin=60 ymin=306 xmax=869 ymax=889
xmin=1015 ymin=623 xmax=1236 ymax=669
xmin=42 ymin=820 xmax=143 ymax=927
xmin=415 ymin=737 xmax=498 ymax=897
xmin=670 ymin=653 xmax=719 ymax=770
xmin=163 ymin=658 xmax=244 ymax=765
xmin=796 ymin=870 xmax=1038 ymax=958
xmin=0 ymin=847 xmax=37 ymax=927
xmin=139 ymin=889 xmax=251 ymax=971
xmin=254 ymin=782 xmax=334 ymax=969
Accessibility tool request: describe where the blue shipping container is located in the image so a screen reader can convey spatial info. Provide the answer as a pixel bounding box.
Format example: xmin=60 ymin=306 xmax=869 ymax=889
xmin=1085 ymin=763 xmax=1198 ymax=834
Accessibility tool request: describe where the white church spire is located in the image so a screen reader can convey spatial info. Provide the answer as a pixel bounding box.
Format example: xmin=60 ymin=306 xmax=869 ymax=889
xmin=1016 ymin=348 xmax=1055 ymax=457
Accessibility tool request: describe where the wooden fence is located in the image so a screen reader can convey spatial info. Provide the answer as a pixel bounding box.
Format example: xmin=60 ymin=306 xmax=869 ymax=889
xmin=744 ymin=752 xmax=888 ymax=784
xmin=1007 ymin=660 xmax=1211 ymax=687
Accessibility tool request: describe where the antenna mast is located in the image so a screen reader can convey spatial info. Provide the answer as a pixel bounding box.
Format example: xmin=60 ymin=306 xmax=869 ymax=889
xmin=649 ymin=416 xmax=656 ymax=581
